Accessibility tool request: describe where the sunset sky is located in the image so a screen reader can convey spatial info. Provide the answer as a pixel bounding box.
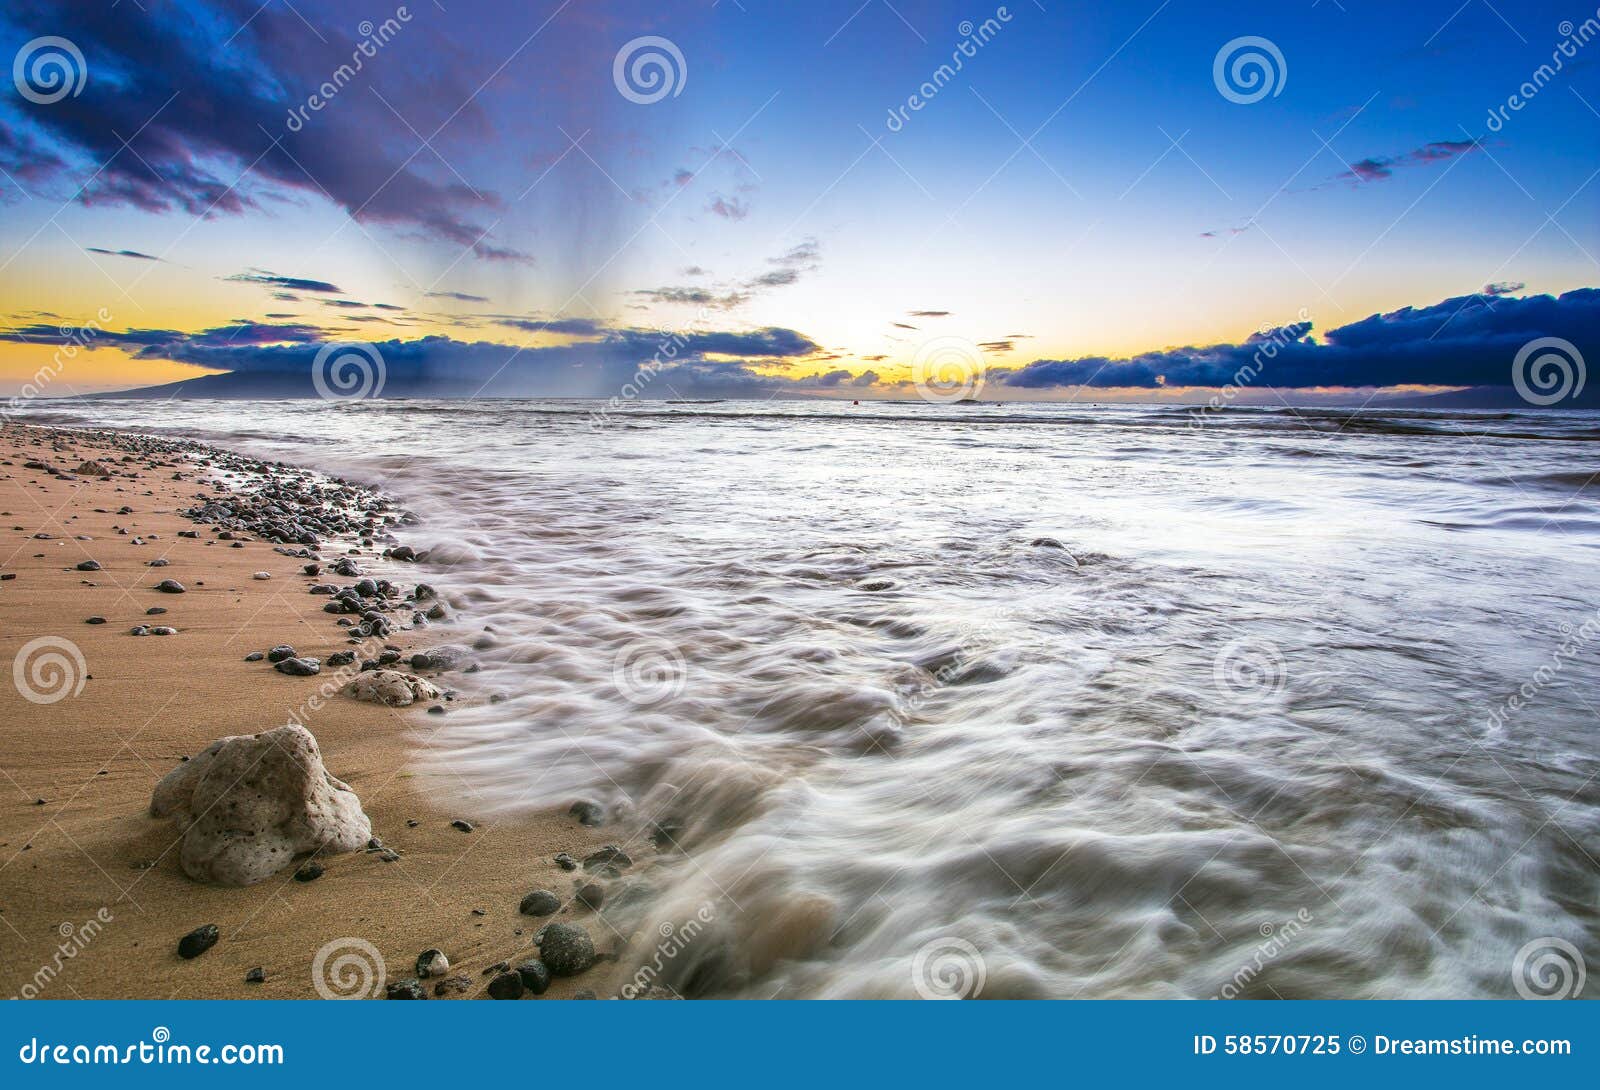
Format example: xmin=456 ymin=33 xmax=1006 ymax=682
xmin=1 ymin=0 xmax=1597 ymax=399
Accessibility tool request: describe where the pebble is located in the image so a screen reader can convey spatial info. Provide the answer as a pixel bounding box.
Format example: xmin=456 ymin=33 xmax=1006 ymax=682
xmin=433 ymin=975 xmax=471 ymax=997
xmin=244 ymin=967 xmax=266 ymax=984
xmin=583 ymin=846 xmax=633 ymax=871
xmin=500 ymin=965 xmax=546 ymax=1004
xmin=154 ymin=579 xmax=185 ymax=593
xmin=252 ymin=572 xmax=271 ymax=580
xmin=145 ymin=606 xmax=167 ymax=615
xmin=244 ymin=651 xmax=264 ymax=661
xmin=450 ymin=819 xmax=473 ymax=833
xmin=576 ymin=883 xmax=605 ymax=911
xmin=274 ymin=657 xmax=321 ymax=676
xmin=385 ymin=979 xmax=427 ymax=1000
xmin=293 ymin=861 xmax=323 ymax=882
xmin=415 ymin=949 xmax=450 ymax=978
xmin=149 ymin=626 xmax=177 ymax=636
xmin=148 ymin=558 xmax=169 ymax=567
xmin=486 ymin=972 xmax=525 ymax=1000
xmin=85 ymin=616 xmax=106 ymax=625
xmin=129 ymin=626 xmax=149 ymax=637
xmin=265 ymin=645 xmax=297 ymax=663
xmin=520 ymin=890 xmax=561 ymax=916
xmin=326 ymin=650 xmax=356 ymax=666
xmin=177 ymin=924 xmax=219 ymax=959
xmin=572 ymin=989 xmax=597 ymax=1000
xmin=569 ymin=800 xmax=604 ymax=827
xmin=554 ymin=853 xmax=577 ymax=872
xmin=75 ymin=560 xmax=101 ymax=571
xmin=537 ymin=922 xmax=596 ymax=977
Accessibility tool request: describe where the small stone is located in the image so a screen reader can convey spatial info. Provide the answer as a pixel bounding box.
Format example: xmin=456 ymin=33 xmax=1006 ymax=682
xmin=154 ymin=579 xmax=185 ymax=593
xmin=515 ymin=959 xmax=551 ymax=995
xmin=569 ymin=800 xmax=604 ymax=827
xmin=177 ymin=924 xmax=219 ymax=959
xmin=244 ymin=651 xmax=264 ymax=661
xmin=432 ymin=975 xmax=471 ymax=997
xmin=85 ymin=616 xmax=106 ymax=625
xmin=573 ymin=989 xmax=597 ymax=1000
xmin=244 ymin=967 xmax=266 ymax=984
xmin=415 ymin=949 xmax=449 ymax=978
xmin=145 ymin=606 xmax=167 ymax=615
xmin=583 ymin=846 xmax=633 ymax=871
xmin=149 ymin=626 xmax=177 ymax=636
xmin=537 ymin=922 xmax=596 ymax=977
xmin=576 ymin=883 xmax=605 ymax=910
xmin=129 ymin=626 xmax=149 ymax=636
xmin=293 ymin=861 xmax=323 ymax=882
xmin=520 ymin=890 xmax=561 ymax=916
xmin=274 ymin=657 xmax=320 ymax=676
xmin=252 ymin=572 xmax=271 ymax=580
xmin=148 ymin=558 xmax=169 ymax=567
xmin=450 ymin=819 xmax=473 ymax=833
xmin=266 ymin=645 xmax=297 ymax=663
xmin=385 ymin=978 xmax=427 ymax=1000
xmin=554 ymin=852 xmax=577 ymax=871
xmin=75 ymin=560 xmax=101 ymax=571
xmin=486 ymin=972 xmax=525 ymax=1000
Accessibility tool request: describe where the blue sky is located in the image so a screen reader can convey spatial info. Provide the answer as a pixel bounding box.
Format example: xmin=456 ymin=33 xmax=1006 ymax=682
xmin=1 ymin=0 xmax=1596 ymax=399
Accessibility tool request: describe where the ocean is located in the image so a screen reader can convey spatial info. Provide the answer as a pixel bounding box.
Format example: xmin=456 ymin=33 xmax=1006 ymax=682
xmin=22 ymin=398 xmax=1600 ymax=998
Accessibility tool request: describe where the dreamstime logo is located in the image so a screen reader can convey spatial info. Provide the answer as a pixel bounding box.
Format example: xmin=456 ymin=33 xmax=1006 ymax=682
xmin=911 ymin=936 xmax=986 ymax=999
xmin=311 ymin=342 xmax=386 ymax=402
xmin=1512 ymin=937 xmax=1586 ymax=999
xmin=311 ymin=937 xmax=386 ymax=1000
xmin=11 ymin=908 xmax=113 ymax=999
xmin=1211 ymin=637 xmax=1286 ymax=705
xmin=911 ymin=336 xmax=985 ymax=404
xmin=13 ymin=36 xmax=86 ymax=105
xmin=611 ymin=637 xmax=687 ymax=706
xmin=884 ymin=7 xmax=1015 ymax=133
xmin=613 ymin=36 xmax=687 ymax=104
xmin=1213 ymin=36 xmax=1286 ymax=104
xmin=13 ymin=636 xmax=87 ymax=705
xmin=1511 ymin=336 xmax=1586 ymax=406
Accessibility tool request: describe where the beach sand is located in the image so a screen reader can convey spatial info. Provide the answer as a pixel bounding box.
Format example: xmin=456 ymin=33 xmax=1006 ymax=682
xmin=0 ymin=422 xmax=615 ymax=999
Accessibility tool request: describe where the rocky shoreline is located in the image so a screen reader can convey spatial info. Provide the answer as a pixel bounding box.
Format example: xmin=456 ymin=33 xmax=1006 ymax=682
xmin=0 ymin=421 xmax=644 ymax=1000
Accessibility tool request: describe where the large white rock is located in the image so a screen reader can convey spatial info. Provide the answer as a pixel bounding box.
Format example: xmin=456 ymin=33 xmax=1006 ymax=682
xmin=149 ymin=724 xmax=371 ymax=886
xmin=344 ymin=669 xmax=441 ymax=707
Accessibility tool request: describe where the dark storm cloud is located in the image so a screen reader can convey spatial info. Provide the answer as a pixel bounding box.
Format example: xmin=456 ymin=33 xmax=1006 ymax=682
xmin=2 ymin=0 xmax=517 ymax=255
xmin=86 ymin=247 xmax=161 ymax=261
xmin=997 ymin=289 xmax=1600 ymax=389
xmin=226 ymin=270 xmax=343 ymax=294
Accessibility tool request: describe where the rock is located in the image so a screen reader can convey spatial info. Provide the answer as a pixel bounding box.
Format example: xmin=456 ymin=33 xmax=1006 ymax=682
xmin=553 ymin=852 xmax=577 ymax=872
xmin=573 ymin=989 xmax=597 ymax=1000
xmin=177 ymin=924 xmax=219 ymax=959
xmin=450 ymin=819 xmax=473 ymax=833
xmin=515 ymin=959 xmax=551 ymax=995
xmin=583 ymin=846 xmax=633 ymax=871
xmin=433 ymin=975 xmax=471 ymax=997
xmin=537 ymin=922 xmax=596 ymax=977
xmin=409 ymin=645 xmax=470 ymax=672
xmin=245 ymin=967 xmax=266 ymax=984
xmin=576 ymin=883 xmax=605 ymax=910
xmin=145 ymin=606 xmax=167 ymax=615
xmin=326 ymin=650 xmax=356 ymax=667
xmin=244 ymin=651 xmax=264 ymax=662
xmin=293 ymin=861 xmax=324 ymax=882
xmin=75 ymin=560 xmax=101 ymax=571
xmin=149 ymin=723 xmax=371 ymax=886
xmin=569 ymin=800 xmax=604 ymax=827
xmin=129 ymin=626 xmax=149 ymax=637
xmin=343 ymin=670 xmax=441 ymax=707
xmin=414 ymin=583 xmax=436 ymax=601
xmin=149 ymin=626 xmax=177 ymax=636
xmin=385 ymin=979 xmax=427 ymax=1000
xmin=85 ymin=616 xmax=106 ymax=625
xmin=486 ymin=972 xmax=524 ymax=1000
xmin=154 ymin=579 xmax=185 ymax=593
xmin=148 ymin=558 xmax=169 ymax=567
xmin=252 ymin=572 xmax=271 ymax=580
xmin=274 ymin=657 xmax=320 ymax=676
xmin=75 ymin=460 xmax=110 ymax=476
xmin=266 ymin=645 xmax=297 ymax=663
xmin=519 ymin=890 xmax=561 ymax=916
xmin=415 ymin=949 xmax=449 ymax=978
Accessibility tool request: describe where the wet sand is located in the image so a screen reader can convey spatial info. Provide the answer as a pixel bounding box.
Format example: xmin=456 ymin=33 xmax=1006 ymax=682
xmin=0 ymin=422 xmax=616 ymax=999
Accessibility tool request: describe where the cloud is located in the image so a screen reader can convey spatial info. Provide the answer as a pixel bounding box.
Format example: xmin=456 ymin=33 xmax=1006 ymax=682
xmin=86 ymin=247 xmax=160 ymax=261
xmin=226 ymin=269 xmax=342 ymax=294
xmin=631 ymin=287 xmax=749 ymax=309
xmin=707 ymin=195 xmax=751 ymax=220
xmin=1485 ymin=281 xmax=1525 ymax=296
xmin=997 ymin=288 xmax=1599 ymax=389
xmin=633 ymin=239 xmax=820 ymax=309
xmin=425 ymin=291 xmax=491 ymax=304
xmin=908 ymin=310 xmax=950 ymax=317
xmin=1336 ymin=138 xmax=1482 ymax=184
xmin=3 ymin=0 xmax=518 ymax=257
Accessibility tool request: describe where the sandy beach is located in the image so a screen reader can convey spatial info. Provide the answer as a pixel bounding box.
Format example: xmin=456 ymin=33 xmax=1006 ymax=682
xmin=0 ymin=421 xmax=618 ymax=1000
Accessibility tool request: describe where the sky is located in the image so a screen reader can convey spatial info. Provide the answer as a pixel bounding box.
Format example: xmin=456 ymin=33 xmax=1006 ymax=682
xmin=0 ymin=0 xmax=1597 ymax=402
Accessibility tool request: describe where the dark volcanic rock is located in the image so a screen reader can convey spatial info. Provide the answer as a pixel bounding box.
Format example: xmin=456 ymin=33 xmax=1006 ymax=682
xmin=293 ymin=861 xmax=324 ymax=882
xmin=576 ymin=883 xmax=605 ymax=911
xmin=583 ymin=846 xmax=633 ymax=871
xmin=75 ymin=560 xmax=101 ymax=571
xmin=519 ymin=889 xmax=561 ymax=917
xmin=415 ymin=949 xmax=449 ymax=978
xmin=244 ymin=967 xmax=266 ymax=984
xmin=537 ymin=922 xmax=596 ymax=977
xmin=266 ymin=645 xmax=297 ymax=663
xmin=154 ymin=579 xmax=185 ymax=593
xmin=486 ymin=972 xmax=525 ymax=1000
xmin=515 ymin=959 xmax=551 ymax=995
xmin=553 ymin=852 xmax=577 ymax=872
xmin=178 ymin=924 xmax=219 ymax=959
xmin=274 ymin=657 xmax=321 ymax=676
xmin=450 ymin=819 xmax=473 ymax=833
xmin=568 ymin=800 xmax=604 ymax=827
xmin=385 ymin=978 xmax=427 ymax=1000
